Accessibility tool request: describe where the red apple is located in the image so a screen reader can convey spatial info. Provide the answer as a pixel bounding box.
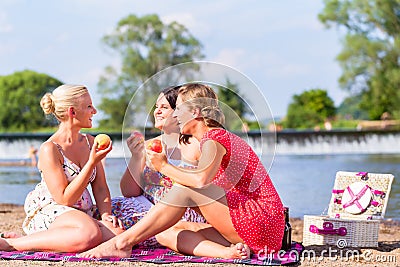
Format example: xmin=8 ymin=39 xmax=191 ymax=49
xmin=133 ymin=131 xmax=144 ymax=140
xmin=148 ymin=139 xmax=162 ymax=153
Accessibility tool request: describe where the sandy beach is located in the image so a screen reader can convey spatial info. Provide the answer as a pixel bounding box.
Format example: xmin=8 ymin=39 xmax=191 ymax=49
xmin=0 ymin=203 xmax=399 ymax=266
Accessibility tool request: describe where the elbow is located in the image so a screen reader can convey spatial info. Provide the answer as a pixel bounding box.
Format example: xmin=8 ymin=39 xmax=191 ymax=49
xmin=192 ymin=176 xmax=211 ymax=189
xmin=51 ymin=192 xmax=73 ymax=206
xmin=120 ymin=186 xmax=142 ymax=197
xmin=60 ymin=194 xmax=85 ymax=207
xmin=56 ymin=197 xmax=75 ymax=207
xmin=120 ymin=174 xmax=142 ymax=197
xmin=120 ymin=181 xmax=142 ymax=197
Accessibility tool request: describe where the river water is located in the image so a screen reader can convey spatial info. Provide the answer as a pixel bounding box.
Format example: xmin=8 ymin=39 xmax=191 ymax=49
xmin=0 ymin=154 xmax=399 ymax=220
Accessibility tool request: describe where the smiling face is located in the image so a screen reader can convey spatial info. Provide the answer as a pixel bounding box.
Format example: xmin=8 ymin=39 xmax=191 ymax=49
xmin=74 ymin=93 xmax=97 ymax=128
xmin=173 ymin=95 xmax=195 ymax=135
xmin=153 ymin=93 xmax=178 ymax=131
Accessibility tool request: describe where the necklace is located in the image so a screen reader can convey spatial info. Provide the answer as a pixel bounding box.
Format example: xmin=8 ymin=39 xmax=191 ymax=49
xmin=166 ymin=144 xmax=178 ymax=159
xmin=161 ymin=134 xmax=180 ymax=163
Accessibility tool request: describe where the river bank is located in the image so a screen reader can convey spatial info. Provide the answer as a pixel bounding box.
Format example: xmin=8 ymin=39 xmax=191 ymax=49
xmin=0 ymin=203 xmax=399 ymax=266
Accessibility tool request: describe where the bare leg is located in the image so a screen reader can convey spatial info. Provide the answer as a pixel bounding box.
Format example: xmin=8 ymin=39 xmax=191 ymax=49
xmin=156 ymin=185 xmax=250 ymax=258
xmin=80 ymin=184 xmax=249 ymax=259
xmin=4 ymin=210 xmax=103 ymax=252
xmin=195 ymin=192 xmax=243 ymax=245
xmin=79 ymin=202 xmax=187 ymax=258
xmin=156 ymin=221 xmax=249 ymax=259
xmin=97 ymin=220 xmax=125 ymax=242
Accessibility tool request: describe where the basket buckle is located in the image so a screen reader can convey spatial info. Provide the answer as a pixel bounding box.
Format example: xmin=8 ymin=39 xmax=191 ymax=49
xmin=309 ymin=222 xmax=347 ymax=236
xmin=356 ymin=172 xmax=369 ymax=180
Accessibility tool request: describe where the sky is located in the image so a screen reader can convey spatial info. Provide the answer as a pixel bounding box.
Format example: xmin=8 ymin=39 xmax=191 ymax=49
xmin=0 ymin=0 xmax=347 ymax=124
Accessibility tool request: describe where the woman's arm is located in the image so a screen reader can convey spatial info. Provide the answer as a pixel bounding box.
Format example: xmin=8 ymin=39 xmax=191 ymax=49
xmin=86 ymin=136 xmax=123 ymax=228
xmin=40 ymin=140 xmax=109 ymax=206
xmin=180 ymin=137 xmax=201 ymax=166
xmin=119 ymin=133 xmax=147 ymax=197
xmin=147 ymin=140 xmax=225 ymax=188
xmin=91 ymin=160 xmax=113 ymax=217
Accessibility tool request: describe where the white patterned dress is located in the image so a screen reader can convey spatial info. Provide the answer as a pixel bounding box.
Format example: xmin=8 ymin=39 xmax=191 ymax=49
xmin=22 ymin=139 xmax=96 ymax=235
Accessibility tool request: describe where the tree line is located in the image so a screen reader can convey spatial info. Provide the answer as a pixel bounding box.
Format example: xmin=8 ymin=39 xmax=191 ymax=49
xmin=1 ymin=1 xmax=399 ymax=132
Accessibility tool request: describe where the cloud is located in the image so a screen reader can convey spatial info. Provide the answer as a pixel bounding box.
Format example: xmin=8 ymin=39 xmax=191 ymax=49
xmin=263 ymin=53 xmax=311 ymax=77
xmin=0 ymin=43 xmax=15 ymax=58
xmin=210 ymin=48 xmax=246 ymax=69
xmin=0 ymin=11 xmax=13 ymax=33
xmin=210 ymin=48 xmax=311 ymax=80
xmin=257 ymin=3 xmax=325 ymax=33
xmin=160 ymin=12 xmax=210 ymax=36
xmin=67 ymin=67 xmax=104 ymax=94
xmin=0 ymin=11 xmax=15 ymax=58
xmin=0 ymin=0 xmax=344 ymax=119
xmin=55 ymin=32 xmax=70 ymax=43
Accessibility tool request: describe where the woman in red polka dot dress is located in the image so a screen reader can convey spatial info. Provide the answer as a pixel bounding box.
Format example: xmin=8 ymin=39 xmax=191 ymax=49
xmin=80 ymin=83 xmax=285 ymax=259
xmin=200 ymin=127 xmax=285 ymax=254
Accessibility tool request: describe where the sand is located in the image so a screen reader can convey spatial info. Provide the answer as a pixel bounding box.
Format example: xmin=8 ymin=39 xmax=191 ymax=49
xmin=0 ymin=203 xmax=399 ymax=267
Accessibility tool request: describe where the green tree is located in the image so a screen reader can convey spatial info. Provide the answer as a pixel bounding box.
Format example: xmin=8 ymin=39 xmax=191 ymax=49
xmin=283 ymin=89 xmax=336 ymax=129
xmin=319 ymin=0 xmax=400 ymax=119
xmin=0 ymin=70 xmax=62 ymax=131
xmin=97 ymin=14 xmax=204 ymax=129
xmin=337 ymin=95 xmax=369 ymax=120
xmin=217 ymin=79 xmax=247 ymax=118
xmin=216 ymin=79 xmax=261 ymax=131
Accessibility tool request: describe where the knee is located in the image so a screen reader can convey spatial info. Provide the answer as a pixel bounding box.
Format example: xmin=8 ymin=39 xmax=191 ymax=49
xmin=155 ymin=224 xmax=183 ymax=246
xmin=99 ymin=220 xmax=125 ymax=241
xmin=70 ymin=219 xmax=102 ymax=251
xmin=155 ymin=228 xmax=172 ymax=245
xmin=155 ymin=221 xmax=188 ymax=245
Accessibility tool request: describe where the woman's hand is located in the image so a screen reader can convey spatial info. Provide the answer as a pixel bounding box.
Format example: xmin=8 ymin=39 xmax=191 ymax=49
xmin=126 ymin=132 xmax=145 ymax=158
xmin=146 ymin=149 xmax=168 ymax=172
xmin=101 ymin=213 xmax=124 ymax=229
xmin=88 ymin=140 xmax=113 ymax=166
xmin=88 ymin=141 xmax=112 ymax=168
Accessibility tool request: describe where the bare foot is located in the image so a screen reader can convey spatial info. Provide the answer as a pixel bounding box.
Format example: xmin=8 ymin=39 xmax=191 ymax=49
xmin=0 ymin=238 xmax=14 ymax=251
xmin=78 ymin=238 xmax=132 ymax=259
xmin=1 ymin=232 xmax=22 ymax=238
xmin=225 ymin=243 xmax=251 ymax=259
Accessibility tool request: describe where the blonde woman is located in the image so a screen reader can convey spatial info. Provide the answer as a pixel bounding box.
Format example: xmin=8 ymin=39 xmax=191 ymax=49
xmin=80 ymin=83 xmax=285 ymax=259
xmin=0 ymin=84 xmax=124 ymax=252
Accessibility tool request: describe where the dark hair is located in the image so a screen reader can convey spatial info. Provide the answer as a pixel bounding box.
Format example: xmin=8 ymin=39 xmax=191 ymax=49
xmin=161 ymin=85 xmax=192 ymax=145
xmin=161 ymin=86 xmax=180 ymax=110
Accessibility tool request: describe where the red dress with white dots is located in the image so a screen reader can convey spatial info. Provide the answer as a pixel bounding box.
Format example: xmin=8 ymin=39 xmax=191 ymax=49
xmin=201 ymin=129 xmax=285 ymax=253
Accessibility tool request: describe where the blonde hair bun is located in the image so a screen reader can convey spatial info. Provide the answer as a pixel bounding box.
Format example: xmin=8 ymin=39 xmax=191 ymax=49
xmin=40 ymin=84 xmax=88 ymax=121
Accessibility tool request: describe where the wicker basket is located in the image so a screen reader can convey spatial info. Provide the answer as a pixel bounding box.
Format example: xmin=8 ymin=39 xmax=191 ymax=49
xmin=303 ymin=171 xmax=394 ymax=248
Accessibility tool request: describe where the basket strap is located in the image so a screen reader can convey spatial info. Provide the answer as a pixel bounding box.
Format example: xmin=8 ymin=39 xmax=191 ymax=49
xmin=370 ymin=200 xmax=381 ymax=207
xmin=371 ymin=189 xmax=386 ymax=198
xmin=332 ymin=189 xmax=344 ymax=194
xmin=333 ymin=188 xmax=385 ymax=197
xmin=342 ymin=185 xmax=369 ymax=210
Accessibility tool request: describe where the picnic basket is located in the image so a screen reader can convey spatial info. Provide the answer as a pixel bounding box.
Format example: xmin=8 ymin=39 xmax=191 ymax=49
xmin=302 ymin=171 xmax=394 ymax=248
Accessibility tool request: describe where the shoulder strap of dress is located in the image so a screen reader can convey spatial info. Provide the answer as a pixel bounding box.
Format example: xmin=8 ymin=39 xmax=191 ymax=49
xmin=83 ymin=134 xmax=91 ymax=149
xmin=51 ymin=141 xmax=65 ymax=157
